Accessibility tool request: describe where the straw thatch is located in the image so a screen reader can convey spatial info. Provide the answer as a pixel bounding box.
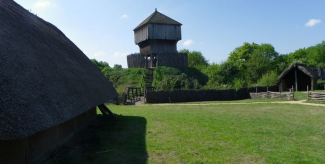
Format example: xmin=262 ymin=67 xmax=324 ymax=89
xmin=0 ymin=0 xmax=117 ymax=140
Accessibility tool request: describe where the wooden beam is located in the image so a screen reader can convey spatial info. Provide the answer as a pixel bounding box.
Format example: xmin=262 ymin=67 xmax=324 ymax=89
xmin=98 ymin=104 xmax=116 ymax=119
xmin=295 ymin=67 xmax=298 ymax=91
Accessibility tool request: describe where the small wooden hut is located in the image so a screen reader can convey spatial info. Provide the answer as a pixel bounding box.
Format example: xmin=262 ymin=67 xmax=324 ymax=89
xmin=0 ymin=1 xmax=117 ymax=163
xmin=277 ymin=62 xmax=325 ymax=91
xmin=127 ymin=9 xmax=188 ymax=68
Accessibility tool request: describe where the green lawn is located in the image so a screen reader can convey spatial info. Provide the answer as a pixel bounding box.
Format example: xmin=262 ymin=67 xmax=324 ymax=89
xmin=181 ymin=98 xmax=289 ymax=104
xmin=54 ymin=103 xmax=325 ymax=164
xmin=294 ymin=92 xmax=307 ymax=100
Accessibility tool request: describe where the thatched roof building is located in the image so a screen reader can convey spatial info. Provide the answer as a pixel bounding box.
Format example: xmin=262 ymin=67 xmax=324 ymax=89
xmin=0 ymin=0 xmax=117 ymax=163
xmin=277 ymin=62 xmax=325 ymax=91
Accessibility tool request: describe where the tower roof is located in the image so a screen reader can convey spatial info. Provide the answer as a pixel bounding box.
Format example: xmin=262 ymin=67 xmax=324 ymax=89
xmin=134 ymin=9 xmax=182 ymax=30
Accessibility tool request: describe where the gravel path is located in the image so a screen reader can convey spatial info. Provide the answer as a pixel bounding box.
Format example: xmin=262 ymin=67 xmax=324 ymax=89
xmin=145 ymin=100 xmax=325 ymax=107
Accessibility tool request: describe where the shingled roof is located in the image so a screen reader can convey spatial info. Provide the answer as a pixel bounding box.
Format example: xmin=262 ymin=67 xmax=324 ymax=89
xmin=0 ymin=0 xmax=117 ymax=140
xmin=277 ymin=62 xmax=324 ymax=80
xmin=134 ymin=9 xmax=182 ymax=30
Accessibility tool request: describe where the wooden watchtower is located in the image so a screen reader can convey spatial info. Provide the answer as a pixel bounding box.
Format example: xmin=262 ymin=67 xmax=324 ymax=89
xmin=127 ymin=9 xmax=188 ymax=68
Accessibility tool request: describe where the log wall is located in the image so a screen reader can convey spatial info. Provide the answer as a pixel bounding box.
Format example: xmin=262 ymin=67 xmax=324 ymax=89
xmin=148 ymin=24 xmax=181 ymax=40
xmin=127 ymin=53 xmax=145 ymax=68
xmin=307 ymin=92 xmax=325 ymax=101
xmin=134 ymin=24 xmax=181 ymax=44
xmin=146 ymin=86 xmax=279 ymax=103
xmin=250 ymin=92 xmax=294 ymax=100
xmin=127 ymin=53 xmax=188 ymax=68
xmin=157 ymin=53 xmax=188 ymax=67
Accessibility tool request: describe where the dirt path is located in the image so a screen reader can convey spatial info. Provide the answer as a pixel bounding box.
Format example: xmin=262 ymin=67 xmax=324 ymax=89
xmin=145 ymin=100 xmax=325 ymax=107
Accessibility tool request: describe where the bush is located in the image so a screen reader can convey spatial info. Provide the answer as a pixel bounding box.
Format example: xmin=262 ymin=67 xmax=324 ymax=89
xmin=257 ymin=71 xmax=278 ymax=86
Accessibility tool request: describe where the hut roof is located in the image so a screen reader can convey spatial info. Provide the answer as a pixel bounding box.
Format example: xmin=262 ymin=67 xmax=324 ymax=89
xmin=134 ymin=9 xmax=182 ymax=31
xmin=0 ymin=0 xmax=117 ymax=140
xmin=277 ymin=62 xmax=324 ymax=80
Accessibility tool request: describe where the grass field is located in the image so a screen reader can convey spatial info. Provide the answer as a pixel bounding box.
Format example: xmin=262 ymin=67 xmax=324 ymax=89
xmin=53 ymin=102 xmax=325 ymax=164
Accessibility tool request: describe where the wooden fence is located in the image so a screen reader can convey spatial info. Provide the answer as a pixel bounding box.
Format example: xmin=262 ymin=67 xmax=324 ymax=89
xmin=250 ymin=92 xmax=294 ymax=100
xmin=127 ymin=53 xmax=188 ymax=68
xmin=307 ymin=92 xmax=325 ymax=101
xmin=127 ymin=53 xmax=145 ymax=68
xmin=146 ymin=86 xmax=279 ymax=103
xmin=156 ymin=53 xmax=188 ymax=67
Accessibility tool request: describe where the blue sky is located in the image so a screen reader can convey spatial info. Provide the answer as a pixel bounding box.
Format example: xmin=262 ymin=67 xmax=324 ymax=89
xmin=15 ymin=0 xmax=325 ymax=68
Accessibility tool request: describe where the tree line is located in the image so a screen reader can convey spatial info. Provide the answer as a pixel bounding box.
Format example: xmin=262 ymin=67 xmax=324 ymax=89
xmin=91 ymin=41 xmax=325 ymax=91
xmin=185 ymin=41 xmax=325 ymax=89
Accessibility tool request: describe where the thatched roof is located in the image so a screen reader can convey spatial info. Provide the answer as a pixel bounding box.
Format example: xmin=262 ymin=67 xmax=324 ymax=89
xmin=134 ymin=9 xmax=182 ymax=31
xmin=0 ymin=0 xmax=117 ymax=140
xmin=277 ymin=62 xmax=324 ymax=80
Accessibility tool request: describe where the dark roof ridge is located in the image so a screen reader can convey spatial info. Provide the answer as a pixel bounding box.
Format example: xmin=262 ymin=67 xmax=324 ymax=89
xmin=277 ymin=62 xmax=320 ymax=80
xmin=134 ymin=9 xmax=182 ymax=31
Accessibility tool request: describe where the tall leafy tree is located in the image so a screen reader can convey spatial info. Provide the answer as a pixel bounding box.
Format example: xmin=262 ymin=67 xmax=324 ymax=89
xmin=179 ymin=49 xmax=209 ymax=67
xmin=227 ymin=42 xmax=279 ymax=83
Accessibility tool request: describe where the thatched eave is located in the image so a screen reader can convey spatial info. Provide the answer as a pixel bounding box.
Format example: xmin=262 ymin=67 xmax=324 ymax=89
xmin=0 ymin=0 xmax=117 ymax=140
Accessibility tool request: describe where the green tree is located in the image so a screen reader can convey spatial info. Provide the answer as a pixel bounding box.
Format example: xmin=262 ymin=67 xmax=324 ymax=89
xmin=257 ymin=71 xmax=278 ymax=86
xmin=246 ymin=43 xmax=279 ymax=82
xmin=228 ymin=43 xmax=279 ymax=83
xmin=90 ymin=59 xmax=110 ymax=70
xmin=179 ymin=49 xmax=209 ymax=67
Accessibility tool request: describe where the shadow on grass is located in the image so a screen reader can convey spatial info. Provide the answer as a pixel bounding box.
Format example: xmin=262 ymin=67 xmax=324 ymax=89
xmin=49 ymin=115 xmax=147 ymax=164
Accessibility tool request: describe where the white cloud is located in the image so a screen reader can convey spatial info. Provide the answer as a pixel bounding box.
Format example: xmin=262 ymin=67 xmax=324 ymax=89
xmin=183 ymin=39 xmax=194 ymax=47
xmin=305 ymin=19 xmax=321 ymax=27
xmin=121 ymin=14 xmax=128 ymax=18
xmin=113 ymin=52 xmax=128 ymax=57
xmin=34 ymin=1 xmax=52 ymax=8
xmin=94 ymin=52 xmax=105 ymax=57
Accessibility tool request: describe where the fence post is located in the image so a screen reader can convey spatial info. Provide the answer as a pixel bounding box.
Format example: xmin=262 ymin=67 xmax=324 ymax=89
xmin=307 ymin=85 xmax=309 ymax=100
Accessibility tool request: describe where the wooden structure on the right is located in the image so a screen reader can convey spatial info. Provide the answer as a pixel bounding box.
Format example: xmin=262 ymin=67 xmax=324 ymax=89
xmin=277 ymin=62 xmax=325 ymax=91
xmin=127 ymin=9 xmax=188 ymax=68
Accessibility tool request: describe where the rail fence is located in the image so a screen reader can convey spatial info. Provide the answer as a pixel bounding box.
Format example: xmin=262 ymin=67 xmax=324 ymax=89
xmin=307 ymin=92 xmax=325 ymax=101
xmin=250 ymin=92 xmax=294 ymax=100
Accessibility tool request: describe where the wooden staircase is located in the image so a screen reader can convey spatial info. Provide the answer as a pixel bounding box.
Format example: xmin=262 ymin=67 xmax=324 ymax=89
xmin=145 ymin=68 xmax=154 ymax=87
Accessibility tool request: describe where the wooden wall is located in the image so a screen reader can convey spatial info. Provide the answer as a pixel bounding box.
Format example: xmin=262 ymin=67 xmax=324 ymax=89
xmin=134 ymin=26 xmax=148 ymax=44
xmin=127 ymin=53 xmax=145 ymax=68
xmin=148 ymin=24 xmax=181 ymax=40
xmin=250 ymin=92 xmax=294 ymax=100
xmin=134 ymin=24 xmax=181 ymax=44
xmin=146 ymin=86 xmax=279 ymax=103
xmin=157 ymin=53 xmax=188 ymax=67
xmin=127 ymin=53 xmax=188 ymax=68
xmin=0 ymin=108 xmax=97 ymax=164
xmin=139 ymin=40 xmax=178 ymax=55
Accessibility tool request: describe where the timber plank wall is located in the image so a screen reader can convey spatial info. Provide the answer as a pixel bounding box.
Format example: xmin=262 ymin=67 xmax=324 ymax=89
xmin=127 ymin=53 xmax=188 ymax=68
xmin=146 ymin=86 xmax=278 ymax=103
